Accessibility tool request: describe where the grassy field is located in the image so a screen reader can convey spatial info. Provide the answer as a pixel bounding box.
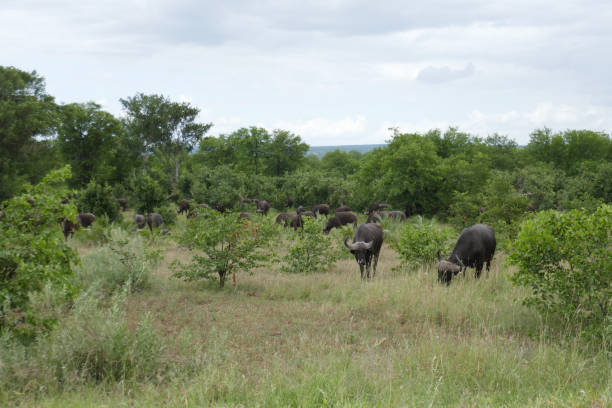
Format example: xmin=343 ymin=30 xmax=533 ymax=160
xmin=5 ymin=214 xmax=611 ymax=407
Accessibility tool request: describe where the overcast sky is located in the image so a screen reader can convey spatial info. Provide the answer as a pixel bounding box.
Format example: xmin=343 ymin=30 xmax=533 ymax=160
xmin=2 ymin=0 xmax=611 ymax=145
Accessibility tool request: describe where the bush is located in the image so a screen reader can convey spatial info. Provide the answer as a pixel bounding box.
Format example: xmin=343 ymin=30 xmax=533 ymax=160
xmin=0 ymin=166 xmax=77 ymax=333
xmin=132 ymin=173 xmax=165 ymax=214
xmin=154 ymin=201 xmax=177 ymax=226
xmin=392 ymin=217 xmax=454 ymax=267
xmin=77 ymin=181 xmax=121 ymax=222
xmin=173 ymin=210 xmax=276 ymax=287
xmin=282 ymin=218 xmax=340 ymax=274
xmin=73 ymin=228 xmax=160 ymax=295
xmin=508 ymin=205 xmax=612 ymax=339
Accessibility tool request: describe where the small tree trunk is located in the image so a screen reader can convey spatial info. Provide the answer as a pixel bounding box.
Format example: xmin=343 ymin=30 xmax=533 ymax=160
xmin=218 ymin=270 xmax=226 ymax=287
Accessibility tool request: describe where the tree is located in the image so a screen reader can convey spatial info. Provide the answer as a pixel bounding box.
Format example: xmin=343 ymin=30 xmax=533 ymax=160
xmin=264 ymin=129 xmax=309 ymax=176
xmin=282 ymin=218 xmax=339 ymax=274
xmin=57 ymin=102 xmax=122 ymax=188
xmin=320 ymin=149 xmax=361 ymax=178
xmin=228 ymin=127 xmax=271 ymax=175
xmin=172 ymin=210 xmax=276 ymax=287
xmin=0 ymin=166 xmax=77 ymax=331
xmin=0 ymin=66 xmax=59 ymax=199
xmin=120 ymin=93 xmax=212 ymax=188
xmin=508 ymin=205 xmax=612 ymax=338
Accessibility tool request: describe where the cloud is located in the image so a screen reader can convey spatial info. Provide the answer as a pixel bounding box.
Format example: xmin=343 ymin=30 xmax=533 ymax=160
xmin=272 ymin=116 xmax=367 ymax=145
xmin=416 ymin=63 xmax=475 ymax=83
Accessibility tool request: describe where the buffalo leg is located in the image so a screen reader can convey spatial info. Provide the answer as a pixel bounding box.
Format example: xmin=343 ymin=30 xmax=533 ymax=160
xmin=366 ymin=263 xmax=371 ymax=280
xmin=359 ymin=264 xmax=365 ymax=280
xmin=475 ymin=262 xmax=483 ymax=279
xmin=372 ymin=255 xmax=379 ymax=278
xmin=486 ymin=260 xmax=491 ymax=276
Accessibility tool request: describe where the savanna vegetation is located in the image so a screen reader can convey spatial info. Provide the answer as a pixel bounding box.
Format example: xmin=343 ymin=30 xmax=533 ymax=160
xmin=1 ymin=65 xmax=611 ymax=407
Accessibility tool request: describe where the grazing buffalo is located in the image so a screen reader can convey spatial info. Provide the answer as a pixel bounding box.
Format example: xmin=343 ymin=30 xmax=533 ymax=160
xmin=61 ymin=218 xmax=78 ymax=240
xmin=366 ymin=203 xmax=389 ymax=215
xmin=241 ymin=197 xmax=254 ymax=204
xmin=284 ymin=213 xmax=303 ymax=230
xmin=344 ymin=223 xmax=384 ymax=280
xmin=117 ymin=198 xmax=128 ymax=212
xmin=276 ymin=213 xmax=292 ymax=225
xmin=212 ymin=204 xmax=228 ymax=213
xmin=437 ymin=223 xmax=496 ymax=285
xmin=77 ymin=213 xmax=96 ymax=228
xmin=147 ymin=213 xmax=164 ymax=232
xmin=323 ymin=211 xmax=358 ymax=234
xmin=255 ymin=199 xmax=271 ymax=216
xmin=286 ymin=197 xmax=295 ymax=208
xmin=299 ymin=210 xmax=316 ymax=219
xmin=135 ymin=214 xmax=146 ymax=229
xmin=312 ymin=204 xmax=331 ymax=217
xmin=178 ymin=199 xmax=190 ymax=215
xmin=367 ymin=210 xmax=407 ymax=223
xmin=239 ymin=212 xmax=250 ymax=219
xmin=334 ymin=205 xmax=350 ymax=213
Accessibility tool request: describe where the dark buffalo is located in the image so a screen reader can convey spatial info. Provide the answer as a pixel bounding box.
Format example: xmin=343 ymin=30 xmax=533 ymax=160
xmin=344 ymin=223 xmax=384 ymax=280
xmin=147 ymin=213 xmax=164 ymax=232
xmin=276 ymin=213 xmax=292 ymax=225
xmin=117 ymin=198 xmax=128 ymax=212
xmin=286 ymin=197 xmax=295 ymax=208
xmin=323 ymin=211 xmax=358 ymax=234
xmin=135 ymin=214 xmax=146 ymax=229
xmin=212 ymin=204 xmax=228 ymax=213
xmin=366 ymin=203 xmax=389 ymax=215
xmin=178 ymin=199 xmax=190 ymax=215
xmin=255 ymin=199 xmax=271 ymax=216
xmin=334 ymin=205 xmax=350 ymax=213
xmin=239 ymin=212 xmax=250 ymax=219
xmin=61 ymin=218 xmax=78 ymax=240
xmin=285 ymin=213 xmax=303 ymax=230
xmin=241 ymin=197 xmax=254 ymax=204
xmin=300 ymin=210 xmax=316 ymax=219
xmin=367 ymin=210 xmax=406 ymax=223
xmin=437 ymin=223 xmax=496 ymax=285
xmin=77 ymin=213 xmax=96 ymax=228
xmin=312 ymin=204 xmax=331 ymax=217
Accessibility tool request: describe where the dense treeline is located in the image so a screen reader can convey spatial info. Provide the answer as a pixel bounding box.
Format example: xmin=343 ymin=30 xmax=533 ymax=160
xmin=1 ymin=65 xmax=611 ymax=228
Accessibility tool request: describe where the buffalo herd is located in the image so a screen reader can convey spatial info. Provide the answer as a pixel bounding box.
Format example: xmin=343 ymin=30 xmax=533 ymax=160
xmin=50 ymin=195 xmax=496 ymax=284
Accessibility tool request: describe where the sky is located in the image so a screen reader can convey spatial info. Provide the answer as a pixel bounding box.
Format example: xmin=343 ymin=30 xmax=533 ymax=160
xmin=2 ymin=0 xmax=611 ymax=146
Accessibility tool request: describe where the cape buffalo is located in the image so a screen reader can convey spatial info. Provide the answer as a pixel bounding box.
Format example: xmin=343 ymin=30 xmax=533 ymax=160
xmin=286 ymin=213 xmax=303 ymax=230
xmin=367 ymin=210 xmax=406 ymax=223
xmin=239 ymin=212 xmax=250 ymax=219
xmin=61 ymin=218 xmax=78 ymax=240
xmin=178 ymin=199 xmax=190 ymax=215
xmin=255 ymin=199 xmax=271 ymax=216
xmin=366 ymin=203 xmax=389 ymax=215
xmin=312 ymin=204 xmax=331 ymax=217
xmin=135 ymin=214 xmax=146 ymax=229
xmin=77 ymin=213 xmax=96 ymax=228
xmin=300 ymin=210 xmax=316 ymax=218
xmin=117 ymin=198 xmax=128 ymax=212
xmin=286 ymin=197 xmax=295 ymax=208
xmin=323 ymin=211 xmax=358 ymax=234
xmin=335 ymin=205 xmax=350 ymax=213
xmin=344 ymin=223 xmax=384 ymax=280
xmin=276 ymin=213 xmax=291 ymax=224
xmin=147 ymin=213 xmax=164 ymax=232
xmin=437 ymin=223 xmax=496 ymax=285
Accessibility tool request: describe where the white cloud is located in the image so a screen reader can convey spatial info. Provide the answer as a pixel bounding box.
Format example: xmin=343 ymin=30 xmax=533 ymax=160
xmin=273 ymin=116 xmax=367 ymax=145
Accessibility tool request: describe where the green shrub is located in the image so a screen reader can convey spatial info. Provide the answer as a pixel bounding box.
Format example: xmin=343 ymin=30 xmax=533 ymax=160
xmin=0 ymin=166 xmax=77 ymax=333
xmin=154 ymin=201 xmax=177 ymax=226
xmin=77 ymin=181 xmax=121 ymax=222
xmin=282 ymin=218 xmax=340 ymax=274
xmin=173 ymin=210 xmax=276 ymax=287
xmin=392 ymin=217 xmax=454 ymax=266
xmin=508 ymin=205 xmax=612 ymax=339
xmin=132 ymin=173 xmax=165 ymax=214
xmin=73 ymin=228 xmax=160 ymax=295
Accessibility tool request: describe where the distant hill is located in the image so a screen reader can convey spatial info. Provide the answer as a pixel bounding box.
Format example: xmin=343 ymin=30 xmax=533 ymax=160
xmin=307 ymin=144 xmax=386 ymax=158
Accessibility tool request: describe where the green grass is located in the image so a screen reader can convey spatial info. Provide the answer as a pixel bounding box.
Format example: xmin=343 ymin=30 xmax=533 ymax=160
xmin=3 ymin=218 xmax=611 ymax=407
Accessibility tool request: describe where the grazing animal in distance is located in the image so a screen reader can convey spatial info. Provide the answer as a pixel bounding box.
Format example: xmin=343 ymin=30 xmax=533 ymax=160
xmin=285 ymin=213 xmax=303 ymax=230
xmin=135 ymin=214 xmax=146 ymax=229
xmin=367 ymin=210 xmax=406 ymax=223
xmin=178 ymin=199 xmax=190 ymax=215
xmin=146 ymin=213 xmax=164 ymax=232
xmin=297 ymin=206 xmax=316 ymax=218
xmin=366 ymin=203 xmax=389 ymax=215
xmin=323 ymin=211 xmax=358 ymax=234
xmin=255 ymin=199 xmax=271 ymax=216
xmin=437 ymin=223 xmax=496 ymax=285
xmin=239 ymin=212 xmax=250 ymax=219
xmin=312 ymin=204 xmax=331 ymax=218
xmin=276 ymin=213 xmax=291 ymax=225
xmin=117 ymin=198 xmax=128 ymax=212
xmin=77 ymin=213 xmax=96 ymax=228
xmin=334 ymin=205 xmax=350 ymax=213
xmin=61 ymin=218 xmax=78 ymax=240
xmin=286 ymin=197 xmax=295 ymax=208
xmin=344 ymin=223 xmax=384 ymax=280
